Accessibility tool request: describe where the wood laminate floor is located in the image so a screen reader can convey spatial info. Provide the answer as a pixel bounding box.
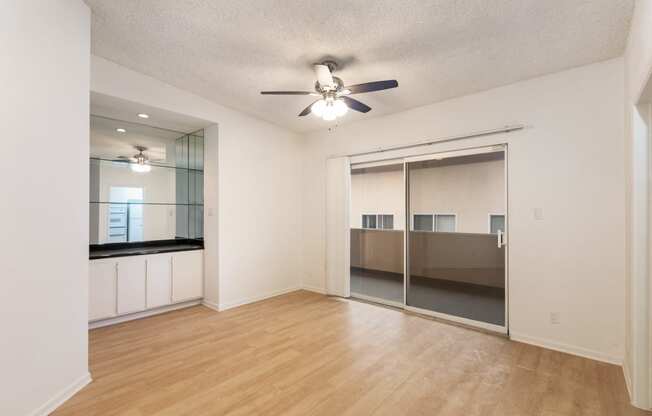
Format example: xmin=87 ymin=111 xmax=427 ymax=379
xmin=54 ymin=290 xmax=648 ymax=416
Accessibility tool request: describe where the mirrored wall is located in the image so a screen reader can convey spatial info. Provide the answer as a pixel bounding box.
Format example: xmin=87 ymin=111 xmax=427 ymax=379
xmin=89 ymin=115 xmax=204 ymax=245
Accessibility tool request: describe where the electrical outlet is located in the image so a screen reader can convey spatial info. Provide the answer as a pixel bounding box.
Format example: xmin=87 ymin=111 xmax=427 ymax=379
xmin=534 ymin=207 xmax=544 ymax=220
xmin=550 ymin=312 xmax=560 ymax=325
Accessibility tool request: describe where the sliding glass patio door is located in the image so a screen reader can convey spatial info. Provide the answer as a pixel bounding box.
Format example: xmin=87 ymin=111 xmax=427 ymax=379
xmin=405 ymin=146 xmax=507 ymax=331
xmin=349 ymin=162 xmax=405 ymax=307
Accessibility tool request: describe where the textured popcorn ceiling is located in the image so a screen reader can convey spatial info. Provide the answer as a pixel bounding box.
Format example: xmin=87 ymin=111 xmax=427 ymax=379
xmin=85 ymin=0 xmax=634 ymax=133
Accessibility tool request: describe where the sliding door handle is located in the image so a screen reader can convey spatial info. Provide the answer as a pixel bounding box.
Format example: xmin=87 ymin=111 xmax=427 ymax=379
xmin=497 ymin=230 xmax=505 ymax=248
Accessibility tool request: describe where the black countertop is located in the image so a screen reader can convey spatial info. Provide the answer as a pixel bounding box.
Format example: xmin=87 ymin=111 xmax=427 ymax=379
xmin=89 ymin=239 xmax=204 ymax=260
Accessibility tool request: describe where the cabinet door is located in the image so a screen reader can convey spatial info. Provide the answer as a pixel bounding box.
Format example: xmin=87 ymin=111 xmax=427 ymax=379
xmin=89 ymin=261 xmax=117 ymax=321
xmin=172 ymin=250 xmax=203 ymax=302
xmin=117 ymin=257 xmax=147 ymax=315
xmin=147 ymin=254 xmax=172 ymax=309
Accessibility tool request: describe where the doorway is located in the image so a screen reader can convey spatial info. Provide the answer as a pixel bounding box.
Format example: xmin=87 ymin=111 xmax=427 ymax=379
xmin=108 ymin=186 xmax=144 ymax=242
xmin=348 ymin=145 xmax=508 ymax=333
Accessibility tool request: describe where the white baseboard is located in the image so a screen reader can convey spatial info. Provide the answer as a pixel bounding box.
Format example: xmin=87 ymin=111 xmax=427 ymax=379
xmin=201 ymin=299 xmax=220 ymax=312
xmin=509 ymin=331 xmax=622 ymax=365
xmin=623 ymin=358 xmax=652 ymax=411
xmin=301 ymin=284 xmax=327 ymax=294
xmin=623 ymin=359 xmax=633 ymax=401
xmin=218 ymin=286 xmax=300 ymax=311
xmin=89 ymin=300 xmax=202 ymax=329
xmin=350 ymin=292 xmax=404 ymax=309
xmin=28 ymin=372 xmax=91 ymax=416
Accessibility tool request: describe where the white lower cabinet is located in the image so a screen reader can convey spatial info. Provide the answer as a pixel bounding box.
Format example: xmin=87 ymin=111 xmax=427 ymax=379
xmin=117 ymin=257 xmax=147 ymax=315
xmin=89 ymin=250 xmax=203 ymax=324
xmin=172 ymin=250 xmax=204 ymax=302
xmin=147 ymin=253 xmax=172 ymax=308
xmin=89 ymin=260 xmax=117 ymax=321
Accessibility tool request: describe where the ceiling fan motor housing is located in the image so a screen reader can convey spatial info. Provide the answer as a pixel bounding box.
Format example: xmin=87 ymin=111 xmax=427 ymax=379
xmin=315 ymin=76 xmax=344 ymax=95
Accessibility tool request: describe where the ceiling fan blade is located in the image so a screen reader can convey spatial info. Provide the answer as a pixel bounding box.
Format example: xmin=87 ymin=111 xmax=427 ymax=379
xmin=298 ymin=101 xmax=318 ymax=117
xmin=341 ymin=96 xmax=371 ymax=113
xmin=261 ymin=91 xmax=315 ymax=95
xmin=314 ymin=64 xmax=335 ymax=90
xmin=345 ymin=80 xmax=398 ymax=94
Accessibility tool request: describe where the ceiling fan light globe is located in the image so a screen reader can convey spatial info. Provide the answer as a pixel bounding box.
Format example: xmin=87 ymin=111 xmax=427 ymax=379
xmin=334 ymin=99 xmax=348 ymax=117
xmin=322 ymin=102 xmax=337 ymax=121
xmin=131 ymin=163 xmax=151 ymax=173
xmin=311 ymin=100 xmax=326 ymax=117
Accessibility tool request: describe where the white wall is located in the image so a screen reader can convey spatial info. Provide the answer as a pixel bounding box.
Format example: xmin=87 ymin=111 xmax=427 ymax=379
xmin=302 ymin=58 xmax=626 ymax=364
xmin=624 ymin=0 xmax=652 ymax=409
xmin=91 ymin=56 xmax=303 ymax=311
xmin=0 ymin=1 xmax=91 ymax=415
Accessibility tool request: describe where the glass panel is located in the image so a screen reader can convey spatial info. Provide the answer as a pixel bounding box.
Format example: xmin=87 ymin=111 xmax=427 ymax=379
xmin=380 ymin=214 xmax=394 ymax=230
xmin=362 ymin=214 xmax=377 ymax=229
xmin=89 ymin=119 xmax=205 ymax=246
xmin=90 ymin=158 xmax=187 ymax=205
xmin=176 ymin=205 xmax=189 ymax=240
xmin=90 ymin=203 xmax=188 ymax=244
xmin=435 ymin=214 xmax=456 ymax=232
xmin=413 ymin=214 xmax=433 ymax=231
xmin=189 ymin=170 xmax=204 ymax=204
xmin=189 ymin=206 xmax=204 ymax=239
xmin=175 ymin=135 xmax=189 ymax=169
xmin=90 ymin=115 xmax=190 ymax=168
xmin=350 ymin=163 xmax=404 ymax=305
xmin=408 ymin=150 xmax=506 ymax=326
xmin=189 ymin=134 xmax=205 ymax=171
xmin=490 ymin=215 xmax=505 ymax=234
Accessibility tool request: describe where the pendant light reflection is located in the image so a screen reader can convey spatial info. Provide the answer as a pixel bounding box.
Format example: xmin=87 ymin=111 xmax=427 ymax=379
xmin=131 ymin=163 xmax=151 ymax=173
xmin=130 ymin=153 xmax=151 ymax=173
xmin=311 ymin=98 xmax=348 ymax=121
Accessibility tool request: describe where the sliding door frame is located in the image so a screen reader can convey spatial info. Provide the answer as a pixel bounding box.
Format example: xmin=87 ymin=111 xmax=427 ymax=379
xmin=348 ymin=143 xmax=509 ymax=335
xmin=401 ymin=144 xmax=508 ymax=334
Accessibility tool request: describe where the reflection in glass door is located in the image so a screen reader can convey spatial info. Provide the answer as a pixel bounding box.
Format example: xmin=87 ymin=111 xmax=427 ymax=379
xmin=349 ymin=163 xmax=405 ymax=307
xmin=406 ymin=147 xmax=507 ymax=330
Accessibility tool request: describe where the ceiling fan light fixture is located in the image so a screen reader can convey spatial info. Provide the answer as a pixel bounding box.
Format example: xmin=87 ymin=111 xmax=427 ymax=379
xmin=311 ymin=98 xmax=348 ymax=121
xmin=130 ymin=162 xmax=151 ymax=173
xmin=311 ymin=99 xmax=326 ymax=117
xmin=261 ymin=61 xmax=397 ymax=121
xmin=130 ymin=147 xmax=151 ymax=173
xmin=333 ymin=99 xmax=348 ymax=117
xmin=322 ymin=110 xmax=336 ymax=121
xmin=322 ymin=100 xmax=337 ymax=121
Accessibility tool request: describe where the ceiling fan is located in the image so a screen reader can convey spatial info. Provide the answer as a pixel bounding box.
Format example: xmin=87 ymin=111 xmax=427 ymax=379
xmin=261 ymin=61 xmax=398 ymax=121
xmin=115 ymin=145 xmax=161 ymax=173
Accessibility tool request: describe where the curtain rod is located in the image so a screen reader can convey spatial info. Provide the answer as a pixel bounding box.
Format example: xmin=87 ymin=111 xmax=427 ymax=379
xmin=327 ymin=124 xmax=526 ymax=159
